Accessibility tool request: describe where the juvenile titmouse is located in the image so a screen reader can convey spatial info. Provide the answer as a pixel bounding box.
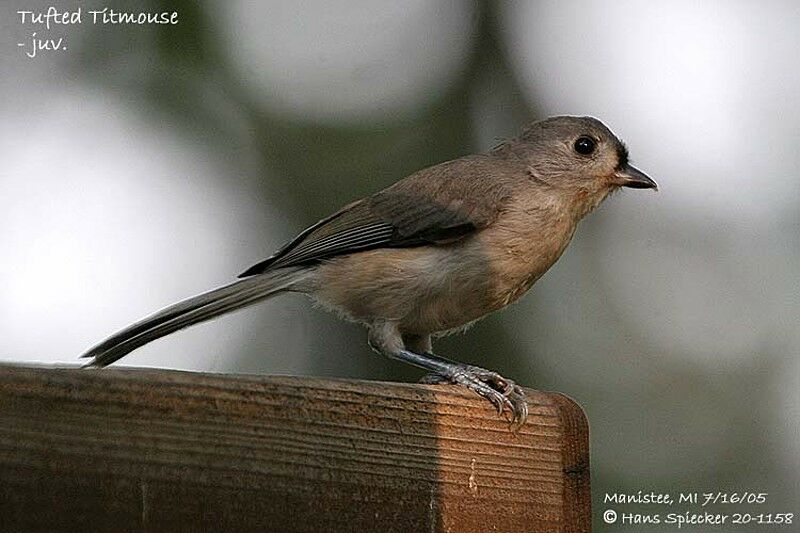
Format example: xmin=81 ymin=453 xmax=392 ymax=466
xmin=81 ymin=116 xmax=657 ymax=426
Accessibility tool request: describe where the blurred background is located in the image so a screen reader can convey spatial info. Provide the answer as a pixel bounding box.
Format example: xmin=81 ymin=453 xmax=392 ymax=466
xmin=1 ymin=0 xmax=797 ymax=529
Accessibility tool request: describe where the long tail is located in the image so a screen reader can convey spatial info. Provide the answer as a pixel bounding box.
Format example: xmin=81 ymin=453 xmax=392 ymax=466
xmin=80 ymin=267 xmax=308 ymax=368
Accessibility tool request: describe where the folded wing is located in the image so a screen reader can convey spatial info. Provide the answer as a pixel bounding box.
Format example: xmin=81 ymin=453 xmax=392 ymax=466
xmin=239 ymin=155 xmax=510 ymax=277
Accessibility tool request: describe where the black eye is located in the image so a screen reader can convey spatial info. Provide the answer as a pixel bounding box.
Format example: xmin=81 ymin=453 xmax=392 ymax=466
xmin=574 ymin=136 xmax=596 ymax=155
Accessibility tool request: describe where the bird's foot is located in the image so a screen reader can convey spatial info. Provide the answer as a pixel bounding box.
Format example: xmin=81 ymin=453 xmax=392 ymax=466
xmin=420 ymin=364 xmax=528 ymax=428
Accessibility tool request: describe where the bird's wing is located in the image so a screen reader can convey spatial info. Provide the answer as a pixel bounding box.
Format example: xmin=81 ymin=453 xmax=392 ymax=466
xmin=239 ymin=155 xmax=511 ymax=277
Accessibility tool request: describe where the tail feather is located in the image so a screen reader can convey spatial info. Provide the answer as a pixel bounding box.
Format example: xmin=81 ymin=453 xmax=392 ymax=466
xmin=81 ymin=267 xmax=307 ymax=368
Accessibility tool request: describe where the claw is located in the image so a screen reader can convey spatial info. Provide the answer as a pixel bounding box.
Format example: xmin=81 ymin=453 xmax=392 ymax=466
xmin=421 ymin=365 xmax=528 ymax=427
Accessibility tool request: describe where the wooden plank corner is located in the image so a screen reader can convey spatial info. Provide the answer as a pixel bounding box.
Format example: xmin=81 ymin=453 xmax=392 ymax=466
xmin=0 ymin=364 xmax=590 ymax=532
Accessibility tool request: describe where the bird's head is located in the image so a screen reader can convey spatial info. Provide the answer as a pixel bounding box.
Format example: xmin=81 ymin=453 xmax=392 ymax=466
xmin=514 ymin=116 xmax=657 ymax=213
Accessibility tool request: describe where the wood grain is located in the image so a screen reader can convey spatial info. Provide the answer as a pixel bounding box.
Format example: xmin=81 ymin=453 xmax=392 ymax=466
xmin=0 ymin=364 xmax=589 ymax=532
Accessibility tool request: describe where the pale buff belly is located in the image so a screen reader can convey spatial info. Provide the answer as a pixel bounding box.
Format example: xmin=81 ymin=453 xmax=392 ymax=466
xmin=311 ymin=242 xmax=495 ymax=334
xmin=309 ymin=216 xmax=575 ymax=336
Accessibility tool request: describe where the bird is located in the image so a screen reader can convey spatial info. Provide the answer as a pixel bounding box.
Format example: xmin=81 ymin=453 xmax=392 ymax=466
xmin=81 ymin=116 xmax=657 ymax=426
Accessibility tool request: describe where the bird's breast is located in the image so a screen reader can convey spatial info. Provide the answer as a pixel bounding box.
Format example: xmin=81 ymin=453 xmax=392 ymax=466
xmin=480 ymin=201 xmax=578 ymax=309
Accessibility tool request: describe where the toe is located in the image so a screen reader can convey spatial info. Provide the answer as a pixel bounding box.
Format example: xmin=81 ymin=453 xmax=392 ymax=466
xmin=421 ymin=363 xmax=529 ymax=427
xmin=419 ymin=373 xmax=449 ymax=384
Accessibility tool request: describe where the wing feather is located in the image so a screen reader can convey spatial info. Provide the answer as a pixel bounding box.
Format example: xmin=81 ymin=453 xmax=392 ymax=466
xmin=239 ymin=155 xmax=512 ymax=277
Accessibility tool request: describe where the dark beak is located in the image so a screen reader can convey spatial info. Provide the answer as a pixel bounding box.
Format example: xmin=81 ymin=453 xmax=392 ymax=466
xmin=616 ymin=165 xmax=658 ymax=190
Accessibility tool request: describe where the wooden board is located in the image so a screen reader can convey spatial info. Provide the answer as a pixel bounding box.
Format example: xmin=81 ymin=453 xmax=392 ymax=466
xmin=0 ymin=364 xmax=589 ymax=532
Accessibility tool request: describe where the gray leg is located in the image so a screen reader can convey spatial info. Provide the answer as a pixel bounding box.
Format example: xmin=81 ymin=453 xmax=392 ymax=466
xmin=371 ymin=323 xmax=528 ymax=426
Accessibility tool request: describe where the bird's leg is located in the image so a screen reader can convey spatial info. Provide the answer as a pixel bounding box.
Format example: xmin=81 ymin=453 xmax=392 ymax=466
xmin=369 ymin=325 xmax=528 ymax=426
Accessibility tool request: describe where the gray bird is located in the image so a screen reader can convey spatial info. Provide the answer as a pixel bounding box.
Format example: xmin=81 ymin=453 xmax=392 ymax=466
xmin=81 ymin=116 xmax=657 ymax=426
